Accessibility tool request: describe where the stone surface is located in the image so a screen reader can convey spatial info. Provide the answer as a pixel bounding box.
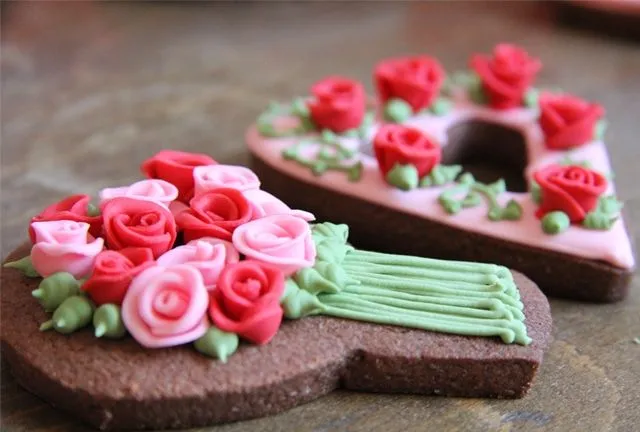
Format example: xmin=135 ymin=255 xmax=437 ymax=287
xmin=1 ymin=1 xmax=638 ymax=431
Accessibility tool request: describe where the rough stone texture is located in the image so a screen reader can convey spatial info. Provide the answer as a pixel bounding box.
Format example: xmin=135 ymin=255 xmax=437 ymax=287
xmin=1 ymin=1 xmax=639 ymax=431
xmin=1 ymin=244 xmax=551 ymax=430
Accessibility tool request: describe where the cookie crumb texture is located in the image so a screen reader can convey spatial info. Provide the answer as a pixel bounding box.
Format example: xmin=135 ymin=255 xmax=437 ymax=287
xmin=2 ymin=243 xmax=551 ymax=430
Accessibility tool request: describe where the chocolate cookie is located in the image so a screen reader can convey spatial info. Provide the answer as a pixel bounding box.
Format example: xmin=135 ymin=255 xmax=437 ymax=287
xmin=1 ymin=242 xmax=552 ymax=431
xmin=246 ymin=44 xmax=635 ymax=302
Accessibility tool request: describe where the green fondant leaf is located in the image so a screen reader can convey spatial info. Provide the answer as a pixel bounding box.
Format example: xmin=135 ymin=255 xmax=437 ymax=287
xmin=439 ymin=196 xmax=462 ymax=214
xmin=194 ymin=327 xmax=239 ymax=362
xmin=32 ymin=272 xmax=81 ymax=312
xmin=487 ymin=207 xmax=503 ymax=221
xmin=87 ymin=203 xmax=101 ymax=217
xmin=502 ymin=199 xmax=523 ymax=221
xmin=386 ymin=164 xmax=419 ymax=191
xmin=523 ymin=88 xmax=539 ymax=109
xmin=541 ymin=211 xmax=570 ymax=235
xmin=93 ymin=304 xmax=126 ymax=339
xmin=461 ymin=191 xmax=482 ymax=208
xmin=311 ymin=222 xmax=350 ymax=244
xmin=318 ymin=147 xmax=335 ymax=161
xmin=316 ymin=241 xmax=354 ymax=264
xmin=342 ymin=129 xmax=359 ymax=138
xmin=530 ymin=181 xmax=542 ymax=204
xmin=487 ymin=179 xmax=506 ymax=195
xmin=593 ymin=119 xmax=608 ymax=141
xmin=583 ymin=212 xmax=618 ymax=230
xmin=281 ymin=279 xmax=325 ymax=319
xmin=320 ymin=129 xmax=338 ymax=145
xmin=458 ymin=172 xmax=475 ymax=185
xmin=50 ymin=295 xmax=95 ymax=335
xmin=383 ymin=99 xmax=413 ymax=123
xmin=597 ymin=195 xmax=623 ymax=214
xmin=311 ymin=161 xmax=328 ymax=176
xmin=3 ymin=255 xmax=40 ymax=278
xmin=420 ymin=164 xmax=462 ymax=187
xmin=294 ymin=267 xmax=341 ymax=295
xmin=467 ymin=76 xmax=488 ymax=105
xmin=297 ymin=115 xmax=316 ymax=133
xmin=282 ymin=146 xmax=298 ymax=160
xmin=291 ymin=97 xmax=310 ymax=118
xmin=347 ymin=161 xmax=363 ymax=182
xmin=429 ymin=98 xmax=453 ymax=116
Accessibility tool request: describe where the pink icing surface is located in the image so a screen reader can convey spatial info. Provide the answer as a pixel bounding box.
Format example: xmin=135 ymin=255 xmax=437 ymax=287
xmin=30 ymin=220 xmax=104 ymax=278
xmin=122 ymin=264 xmax=209 ymax=348
xmin=246 ymin=96 xmax=635 ymax=269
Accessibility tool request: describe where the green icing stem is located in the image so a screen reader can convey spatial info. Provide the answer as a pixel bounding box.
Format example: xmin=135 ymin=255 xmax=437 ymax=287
xmin=321 ymin=304 xmax=528 ymax=345
xmin=282 ymin=139 xmax=362 ymax=180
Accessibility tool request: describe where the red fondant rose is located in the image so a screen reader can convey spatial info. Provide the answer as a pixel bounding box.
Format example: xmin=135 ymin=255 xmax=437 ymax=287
xmin=102 ymin=197 xmax=177 ymax=258
xmin=82 ymin=248 xmax=155 ymax=305
xmin=307 ymin=76 xmax=366 ymax=133
xmin=176 ymin=188 xmax=252 ymax=243
xmin=141 ymin=150 xmax=217 ymax=203
xmin=208 ymin=261 xmax=285 ymax=345
xmin=539 ymin=93 xmax=604 ymax=151
xmin=374 ymin=56 xmax=445 ymax=112
xmin=373 ymin=124 xmax=442 ymax=178
xmin=534 ymin=164 xmax=607 ymax=223
xmin=29 ymin=194 xmax=102 ymax=243
xmin=470 ymin=43 xmax=541 ymax=110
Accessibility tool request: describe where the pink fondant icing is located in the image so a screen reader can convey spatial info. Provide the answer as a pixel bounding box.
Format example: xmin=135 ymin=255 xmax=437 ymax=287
xmin=243 ymin=189 xmax=315 ymax=222
xmin=193 ymin=164 xmax=261 ymax=196
xmin=121 ymin=264 xmax=209 ymax=348
xmin=99 ymin=179 xmax=179 ymax=208
xmin=30 ymin=220 xmax=104 ymax=278
xmin=156 ymin=237 xmax=240 ymax=290
xmin=246 ymin=90 xmax=635 ymax=269
xmin=232 ymin=214 xmax=316 ymax=276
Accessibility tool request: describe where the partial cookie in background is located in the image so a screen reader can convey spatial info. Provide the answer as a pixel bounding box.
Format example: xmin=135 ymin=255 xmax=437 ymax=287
xmin=554 ymin=1 xmax=640 ymax=42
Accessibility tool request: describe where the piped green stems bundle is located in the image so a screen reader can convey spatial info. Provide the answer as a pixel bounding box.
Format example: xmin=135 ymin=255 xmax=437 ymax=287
xmin=282 ymin=223 xmax=531 ymax=345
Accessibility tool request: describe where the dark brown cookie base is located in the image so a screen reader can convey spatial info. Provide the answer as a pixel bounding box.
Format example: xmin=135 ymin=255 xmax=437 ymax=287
xmin=1 ymin=244 xmax=551 ymax=431
xmin=554 ymin=1 xmax=640 ymax=42
xmin=251 ymin=155 xmax=633 ymax=303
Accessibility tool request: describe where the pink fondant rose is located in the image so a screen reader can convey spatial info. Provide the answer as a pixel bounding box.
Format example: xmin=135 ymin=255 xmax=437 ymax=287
xmin=208 ymin=261 xmax=285 ymax=345
xmin=193 ymin=164 xmax=260 ymax=197
xmin=29 ymin=194 xmax=102 ymax=243
xmin=99 ymin=179 xmax=178 ymax=208
xmin=141 ymin=150 xmax=217 ymax=203
xmin=82 ymin=248 xmax=156 ymax=306
xmin=102 ymin=197 xmax=177 ymax=258
xmin=232 ymin=214 xmax=316 ymax=276
xmin=157 ymin=238 xmax=240 ymax=290
xmin=534 ymin=164 xmax=607 ymax=223
xmin=373 ymin=124 xmax=442 ymax=178
xmin=30 ymin=220 xmax=104 ymax=279
xmin=307 ymin=76 xmax=366 ymax=133
xmin=470 ymin=43 xmax=541 ymax=109
xmin=539 ymin=93 xmax=605 ymax=151
xmin=176 ymin=188 xmax=253 ymax=242
xmin=374 ymin=56 xmax=446 ymax=112
xmin=242 ymin=189 xmax=315 ymax=222
xmin=122 ymin=264 xmax=209 ymax=348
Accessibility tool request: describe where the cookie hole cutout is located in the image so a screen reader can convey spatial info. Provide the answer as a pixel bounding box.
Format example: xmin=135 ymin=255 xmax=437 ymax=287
xmin=443 ymin=120 xmax=528 ymax=193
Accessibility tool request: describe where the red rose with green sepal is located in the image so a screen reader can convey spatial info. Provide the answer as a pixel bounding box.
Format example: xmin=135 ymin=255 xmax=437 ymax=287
xmin=208 ymin=261 xmax=285 ymax=345
xmin=374 ymin=124 xmax=442 ymax=181
xmin=470 ymin=44 xmax=541 ymax=110
xmin=534 ymin=164 xmax=607 ymax=223
xmin=307 ymin=76 xmax=366 ymax=133
xmin=538 ymin=93 xmax=604 ymax=150
xmin=374 ymin=56 xmax=445 ymax=112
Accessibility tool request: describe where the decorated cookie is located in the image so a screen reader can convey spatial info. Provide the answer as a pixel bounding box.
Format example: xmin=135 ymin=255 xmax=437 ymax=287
xmin=246 ymin=43 xmax=635 ymax=303
xmin=1 ymin=151 xmax=551 ymax=430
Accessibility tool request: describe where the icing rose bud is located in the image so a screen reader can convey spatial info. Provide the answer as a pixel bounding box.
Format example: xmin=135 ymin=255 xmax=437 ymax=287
xmin=176 ymin=188 xmax=252 ymax=242
xmin=82 ymin=248 xmax=156 ymax=306
xmin=470 ymin=43 xmax=541 ymax=110
xmin=102 ymin=197 xmax=177 ymax=258
xmin=208 ymin=261 xmax=285 ymax=345
xmin=30 ymin=221 xmax=104 ymax=279
xmin=307 ymin=76 xmax=366 ymax=133
xmin=193 ymin=164 xmax=260 ymax=197
xmin=140 ymin=150 xmax=217 ymax=203
xmin=157 ymin=238 xmax=240 ymax=290
xmin=373 ymin=124 xmax=442 ymax=178
xmin=99 ymin=179 xmax=178 ymax=209
xmin=122 ymin=264 xmax=209 ymax=348
xmin=242 ymin=189 xmax=315 ymax=222
xmin=534 ymin=164 xmax=607 ymax=223
xmin=538 ymin=93 xmax=605 ymax=151
xmin=374 ymin=56 xmax=446 ymax=112
xmin=232 ymin=214 xmax=316 ymax=276
xmin=29 ymin=194 xmax=102 ymax=243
